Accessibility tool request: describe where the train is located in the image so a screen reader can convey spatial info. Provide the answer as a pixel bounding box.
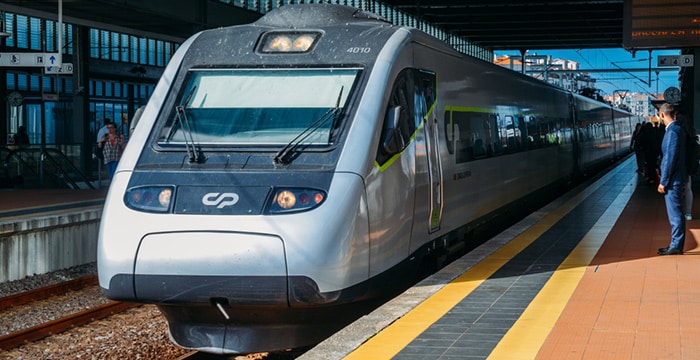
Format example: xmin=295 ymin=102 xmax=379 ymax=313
xmin=97 ymin=3 xmax=638 ymax=355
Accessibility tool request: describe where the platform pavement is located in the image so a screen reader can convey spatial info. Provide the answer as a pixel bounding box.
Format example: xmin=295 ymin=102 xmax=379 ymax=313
xmin=0 ymin=188 xmax=107 ymax=218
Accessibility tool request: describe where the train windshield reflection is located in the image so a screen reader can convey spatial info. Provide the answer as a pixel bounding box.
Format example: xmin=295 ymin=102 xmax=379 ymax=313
xmin=158 ymin=68 xmax=359 ymax=146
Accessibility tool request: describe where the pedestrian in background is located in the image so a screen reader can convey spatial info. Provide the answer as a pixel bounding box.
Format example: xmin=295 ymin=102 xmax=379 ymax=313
xmin=657 ymin=103 xmax=687 ymax=255
xmin=677 ymin=112 xmax=697 ymax=221
xmin=98 ymin=122 xmax=125 ymax=180
xmin=96 ymin=118 xmax=111 ymax=143
xmin=12 ymin=126 xmax=30 ymax=148
xmin=640 ymin=122 xmax=659 ymax=183
xmin=631 ymin=122 xmax=644 ymax=173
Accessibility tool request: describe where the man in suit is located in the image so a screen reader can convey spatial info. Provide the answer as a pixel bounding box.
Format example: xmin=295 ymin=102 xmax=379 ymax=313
xmin=657 ymin=103 xmax=687 ymax=255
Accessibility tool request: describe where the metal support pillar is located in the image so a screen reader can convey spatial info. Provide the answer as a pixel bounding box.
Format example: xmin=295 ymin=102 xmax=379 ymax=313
xmin=73 ymin=25 xmax=92 ymax=178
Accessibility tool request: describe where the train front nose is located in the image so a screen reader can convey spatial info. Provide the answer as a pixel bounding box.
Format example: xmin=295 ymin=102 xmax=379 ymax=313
xmin=133 ymin=231 xmax=288 ymax=305
xmin=129 ymin=229 xmax=340 ymax=354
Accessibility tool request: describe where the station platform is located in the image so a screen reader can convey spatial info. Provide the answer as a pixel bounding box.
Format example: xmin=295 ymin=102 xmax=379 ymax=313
xmin=0 ymin=187 xmax=107 ymax=282
xmin=301 ymin=156 xmax=700 ymax=360
xmin=0 ymin=188 xmax=107 ymax=218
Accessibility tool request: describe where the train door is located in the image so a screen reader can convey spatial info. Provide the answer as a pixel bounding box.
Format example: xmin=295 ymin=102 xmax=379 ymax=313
xmin=408 ymin=68 xmax=442 ymax=254
xmin=419 ymin=71 xmax=442 ymax=233
xmin=570 ymin=95 xmax=582 ymax=176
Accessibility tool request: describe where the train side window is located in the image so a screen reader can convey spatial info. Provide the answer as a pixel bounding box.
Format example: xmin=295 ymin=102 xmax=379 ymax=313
xmin=499 ymin=115 xmax=520 ymax=153
xmin=525 ymin=116 xmax=544 ymax=149
xmin=452 ymin=111 xmax=473 ymax=163
xmin=487 ymin=114 xmax=502 ymax=155
xmin=445 ymin=110 xmax=501 ymax=163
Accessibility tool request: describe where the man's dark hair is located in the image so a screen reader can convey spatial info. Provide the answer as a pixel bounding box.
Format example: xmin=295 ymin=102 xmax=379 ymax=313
xmin=659 ymin=103 xmax=676 ymax=117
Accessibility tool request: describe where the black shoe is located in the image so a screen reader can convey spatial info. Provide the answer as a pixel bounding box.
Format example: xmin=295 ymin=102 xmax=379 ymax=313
xmin=658 ymin=248 xmax=683 ymax=255
xmin=658 ymin=247 xmax=669 ymax=252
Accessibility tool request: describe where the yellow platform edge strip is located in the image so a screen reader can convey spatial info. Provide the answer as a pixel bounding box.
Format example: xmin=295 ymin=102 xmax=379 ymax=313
xmin=487 ymin=176 xmax=636 ymax=360
xmin=344 ymin=177 xmax=600 ymax=360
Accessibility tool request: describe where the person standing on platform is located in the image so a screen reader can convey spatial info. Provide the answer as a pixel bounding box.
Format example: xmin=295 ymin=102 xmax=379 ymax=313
xmin=631 ymin=122 xmax=644 ymax=173
xmin=96 ymin=118 xmax=111 ymax=143
xmin=677 ymin=113 xmax=697 ymax=221
xmin=98 ymin=122 xmax=125 ymax=180
xmin=657 ymin=103 xmax=687 ymax=255
xmin=640 ymin=122 xmax=659 ymax=183
xmin=95 ymin=118 xmax=112 ymax=168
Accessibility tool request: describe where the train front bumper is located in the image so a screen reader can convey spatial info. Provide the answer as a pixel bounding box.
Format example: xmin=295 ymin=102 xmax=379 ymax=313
xmin=102 ymin=230 xmax=337 ymax=305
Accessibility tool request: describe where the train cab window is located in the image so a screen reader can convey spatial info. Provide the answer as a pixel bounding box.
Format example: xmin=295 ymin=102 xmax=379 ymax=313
xmin=156 ymin=68 xmax=359 ymax=148
xmin=376 ymin=68 xmax=436 ymax=166
xmin=377 ymin=69 xmax=414 ymax=165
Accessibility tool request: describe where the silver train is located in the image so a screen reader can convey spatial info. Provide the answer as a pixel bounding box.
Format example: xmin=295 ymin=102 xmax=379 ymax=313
xmin=97 ymin=4 xmax=637 ymax=354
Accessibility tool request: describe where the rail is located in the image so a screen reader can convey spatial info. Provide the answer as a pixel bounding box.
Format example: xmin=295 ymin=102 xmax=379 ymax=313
xmin=0 ymin=275 xmax=137 ymax=351
xmin=0 ymin=301 xmax=138 ymax=351
xmin=0 ymin=275 xmax=98 ymax=309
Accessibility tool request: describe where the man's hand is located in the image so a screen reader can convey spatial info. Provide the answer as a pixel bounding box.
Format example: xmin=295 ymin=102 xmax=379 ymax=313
xmin=658 ymin=184 xmax=666 ymax=194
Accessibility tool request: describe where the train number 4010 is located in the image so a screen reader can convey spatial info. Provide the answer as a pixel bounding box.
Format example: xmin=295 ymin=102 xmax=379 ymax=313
xmin=347 ymin=47 xmax=371 ymax=53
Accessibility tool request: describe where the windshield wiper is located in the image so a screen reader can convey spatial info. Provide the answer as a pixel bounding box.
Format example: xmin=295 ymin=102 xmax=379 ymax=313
xmin=273 ymin=87 xmax=344 ymax=165
xmin=174 ymin=87 xmax=202 ymax=163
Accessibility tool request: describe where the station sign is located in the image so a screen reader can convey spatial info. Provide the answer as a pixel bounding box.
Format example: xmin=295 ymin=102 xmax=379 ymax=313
xmin=658 ymin=55 xmax=679 ymax=66
xmin=624 ymin=0 xmax=700 ymax=49
xmin=679 ymin=54 xmax=694 ymax=67
xmin=45 ymin=63 xmax=73 ymax=75
xmin=657 ymin=55 xmax=694 ymax=67
xmin=0 ymin=52 xmax=62 ymax=67
xmin=42 ymin=93 xmax=59 ymax=101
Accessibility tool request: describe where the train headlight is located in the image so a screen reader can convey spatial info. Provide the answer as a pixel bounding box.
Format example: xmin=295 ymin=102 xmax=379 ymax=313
xmin=260 ymin=32 xmax=319 ymax=53
xmin=124 ymin=186 xmax=175 ymax=213
xmin=276 ymin=190 xmax=297 ymax=209
xmin=267 ymin=188 xmax=325 ymax=214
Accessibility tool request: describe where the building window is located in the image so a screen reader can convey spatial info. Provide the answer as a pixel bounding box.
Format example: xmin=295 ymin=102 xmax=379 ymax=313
xmin=29 ymin=17 xmax=41 ymax=50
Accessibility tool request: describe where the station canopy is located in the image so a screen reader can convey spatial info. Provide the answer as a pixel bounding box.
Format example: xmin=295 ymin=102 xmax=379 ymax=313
xmin=5 ymin=0 xmax=624 ymax=50
xmin=380 ymin=0 xmax=624 ymax=50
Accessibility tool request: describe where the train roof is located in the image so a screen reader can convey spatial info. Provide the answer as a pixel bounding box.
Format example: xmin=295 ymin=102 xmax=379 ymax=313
xmin=253 ymin=4 xmax=391 ymax=28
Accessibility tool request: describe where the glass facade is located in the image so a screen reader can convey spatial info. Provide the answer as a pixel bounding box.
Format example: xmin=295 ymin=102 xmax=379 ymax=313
xmin=2 ymin=11 xmax=169 ymax=152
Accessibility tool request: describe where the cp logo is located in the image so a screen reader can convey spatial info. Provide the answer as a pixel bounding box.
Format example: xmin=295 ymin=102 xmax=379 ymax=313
xmin=202 ymin=192 xmax=240 ymax=209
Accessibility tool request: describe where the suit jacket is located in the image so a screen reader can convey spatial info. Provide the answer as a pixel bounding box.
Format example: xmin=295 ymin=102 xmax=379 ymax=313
xmin=660 ymin=121 xmax=688 ymax=188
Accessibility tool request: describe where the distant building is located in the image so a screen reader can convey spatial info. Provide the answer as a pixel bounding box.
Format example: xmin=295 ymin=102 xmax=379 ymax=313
xmin=494 ymin=55 xmax=523 ymax=72
xmin=494 ymin=54 xmax=593 ymax=94
xmin=551 ymin=58 xmax=578 ymax=71
xmin=604 ymin=93 xmax=657 ymax=118
xmin=494 ymin=54 xmax=655 ymax=117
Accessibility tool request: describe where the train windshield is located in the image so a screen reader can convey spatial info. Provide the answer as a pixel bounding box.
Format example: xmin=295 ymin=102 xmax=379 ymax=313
xmin=157 ymin=68 xmax=358 ymax=147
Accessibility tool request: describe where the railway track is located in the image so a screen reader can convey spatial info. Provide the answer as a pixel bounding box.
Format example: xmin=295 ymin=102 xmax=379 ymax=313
xmin=0 ymin=275 xmax=302 ymax=358
xmin=0 ymin=275 xmax=139 ymax=351
xmin=0 ymin=275 xmax=98 ymax=308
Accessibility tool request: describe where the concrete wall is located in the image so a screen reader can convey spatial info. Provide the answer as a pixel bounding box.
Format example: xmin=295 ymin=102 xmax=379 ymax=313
xmin=0 ymin=207 xmax=102 ymax=282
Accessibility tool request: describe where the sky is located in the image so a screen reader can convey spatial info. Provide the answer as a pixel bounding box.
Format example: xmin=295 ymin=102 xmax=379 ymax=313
xmin=494 ymin=48 xmax=682 ymax=98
